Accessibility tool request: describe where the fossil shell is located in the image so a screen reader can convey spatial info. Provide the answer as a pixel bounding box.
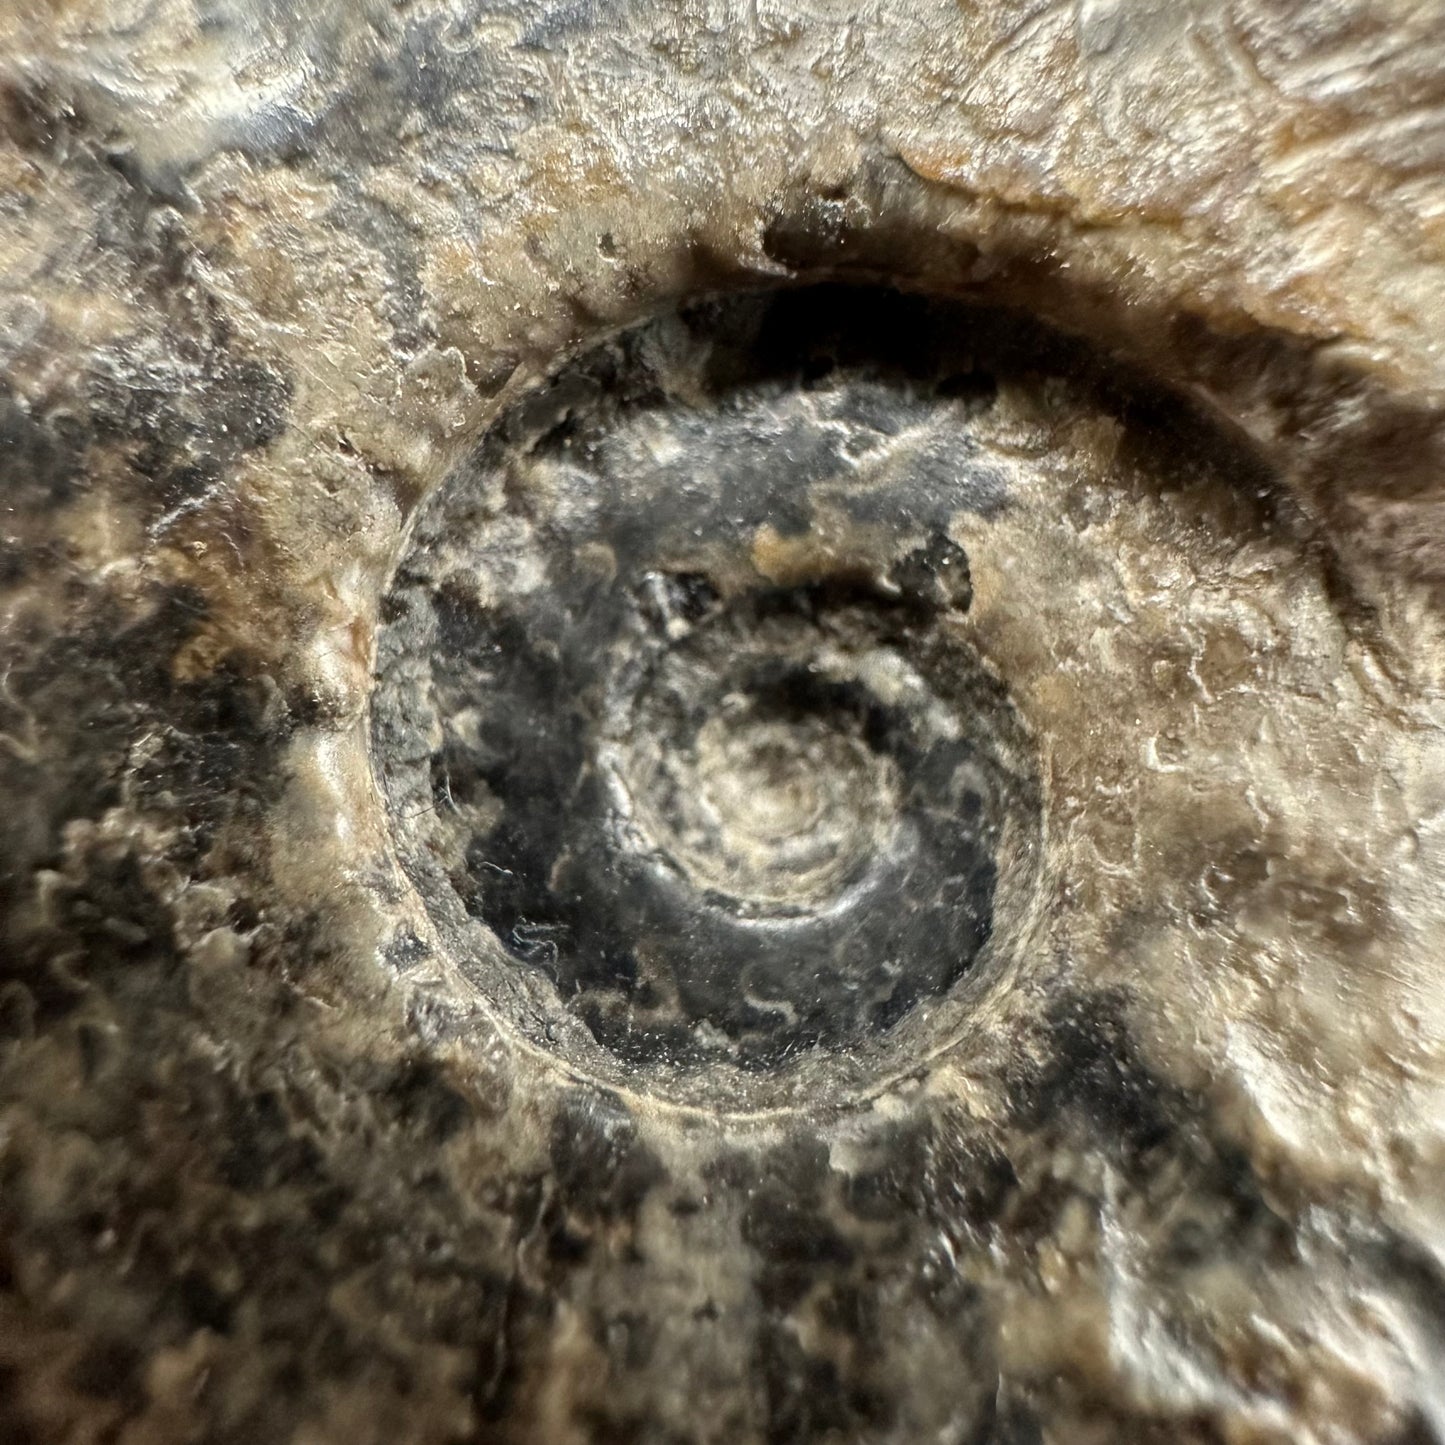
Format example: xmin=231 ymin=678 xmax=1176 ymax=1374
xmin=2 ymin=2 xmax=1444 ymax=1442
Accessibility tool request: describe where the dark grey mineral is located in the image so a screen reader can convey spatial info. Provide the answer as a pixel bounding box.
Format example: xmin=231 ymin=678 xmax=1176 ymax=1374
xmin=374 ymin=289 xmax=1044 ymax=1097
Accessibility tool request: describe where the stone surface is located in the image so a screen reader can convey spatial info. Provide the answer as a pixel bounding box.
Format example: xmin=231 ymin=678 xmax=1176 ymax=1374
xmin=2 ymin=2 xmax=1445 ymax=1442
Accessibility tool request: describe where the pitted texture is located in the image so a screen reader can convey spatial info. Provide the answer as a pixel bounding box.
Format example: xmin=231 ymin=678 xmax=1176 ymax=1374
xmin=2 ymin=2 xmax=1445 ymax=1444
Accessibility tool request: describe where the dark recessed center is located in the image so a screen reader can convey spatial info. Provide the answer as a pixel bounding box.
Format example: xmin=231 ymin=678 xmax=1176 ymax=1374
xmin=372 ymin=286 xmax=1045 ymax=1089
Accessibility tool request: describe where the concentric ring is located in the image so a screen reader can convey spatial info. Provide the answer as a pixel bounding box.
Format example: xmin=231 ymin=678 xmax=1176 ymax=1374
xmin=372 ymin=286 xmax=1049 ymax=1106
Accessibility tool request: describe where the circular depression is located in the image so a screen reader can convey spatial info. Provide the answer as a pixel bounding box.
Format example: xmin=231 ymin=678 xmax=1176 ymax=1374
xmin=371 ymin=287 xmax=1048 ymax=1109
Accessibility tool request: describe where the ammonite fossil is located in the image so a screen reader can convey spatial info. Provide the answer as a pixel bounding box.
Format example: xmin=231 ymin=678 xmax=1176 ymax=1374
xmin=2 ymin=2 xmax=1444 ymax=1442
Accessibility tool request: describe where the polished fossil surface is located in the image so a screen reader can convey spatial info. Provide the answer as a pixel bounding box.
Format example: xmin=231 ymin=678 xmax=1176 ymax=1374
xmin=2 ymin=1 xmax=1445 ymax=1442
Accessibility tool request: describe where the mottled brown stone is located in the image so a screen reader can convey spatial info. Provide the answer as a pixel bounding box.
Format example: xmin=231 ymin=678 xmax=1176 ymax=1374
xmin=1 ymin=2 xmax=1444 ymax=1442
